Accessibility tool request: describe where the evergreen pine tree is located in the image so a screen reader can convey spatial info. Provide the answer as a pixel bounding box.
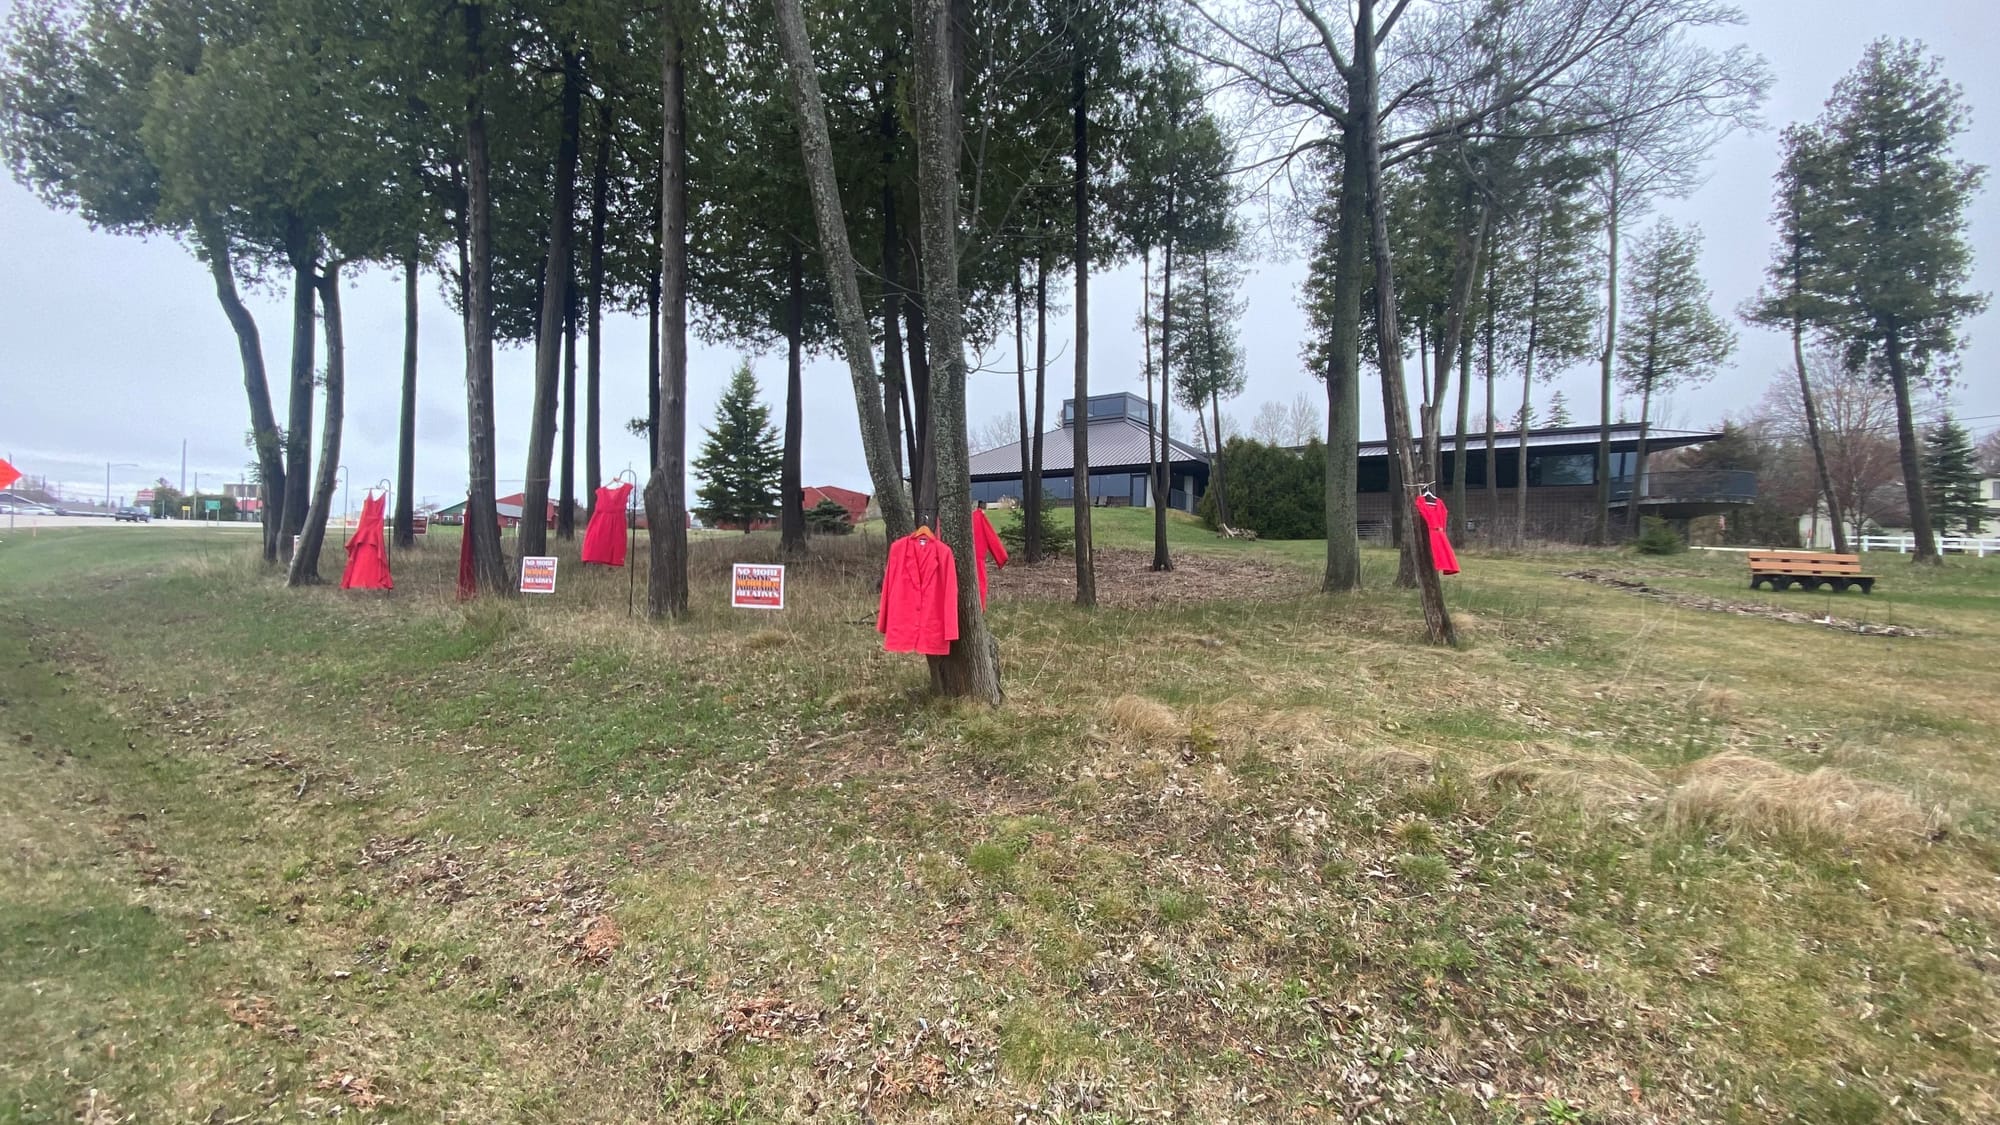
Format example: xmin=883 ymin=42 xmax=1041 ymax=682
xmin=1545 ymin=391 xmax=1572 ymax=426
xmin=693 ymin=363 xmax=783 ymax=532
xmin=1922 ymin=414 xmax=1983 ymax=536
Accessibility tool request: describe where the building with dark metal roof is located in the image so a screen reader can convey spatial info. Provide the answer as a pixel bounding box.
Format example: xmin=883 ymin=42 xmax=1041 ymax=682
xmin=968 ymin=393 xmax=1209 ymax=510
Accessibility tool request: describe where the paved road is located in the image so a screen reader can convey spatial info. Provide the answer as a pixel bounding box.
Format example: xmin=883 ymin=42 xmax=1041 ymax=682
xmin=0 ymin=513 xmax=261 ymax=531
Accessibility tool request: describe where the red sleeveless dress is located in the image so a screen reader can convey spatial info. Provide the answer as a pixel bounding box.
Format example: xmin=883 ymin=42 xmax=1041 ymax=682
xmin=1414 ymin=495 xmax=1459 ymax=575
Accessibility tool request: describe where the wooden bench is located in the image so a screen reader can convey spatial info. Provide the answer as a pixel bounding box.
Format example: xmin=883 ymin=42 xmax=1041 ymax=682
xmin=1747 ymin=551 xmax=1876 ymax=594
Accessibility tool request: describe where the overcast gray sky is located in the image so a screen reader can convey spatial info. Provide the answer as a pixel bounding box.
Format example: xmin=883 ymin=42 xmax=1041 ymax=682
xmin=3 ymin=0 xmax=1996 ymax=509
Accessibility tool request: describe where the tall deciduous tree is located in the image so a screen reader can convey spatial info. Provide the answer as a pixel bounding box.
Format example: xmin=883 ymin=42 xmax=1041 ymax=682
xmin=645 ymin=11 xmax=691 ymax=618
xmin=460 ymin=0 xmax=510 ymax=596
xmin=1616 ymin=220 xmax=1733 ymax=533
xmin=1808 ymin=39 xmax=1987 ymax=564
xmin=913 ymin=0 xmax=1001 ymax=701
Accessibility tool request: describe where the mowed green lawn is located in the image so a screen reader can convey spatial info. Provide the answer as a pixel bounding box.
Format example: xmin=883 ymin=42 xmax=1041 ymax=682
xmin=2 ymin=511 xmax=1997 ymax=1123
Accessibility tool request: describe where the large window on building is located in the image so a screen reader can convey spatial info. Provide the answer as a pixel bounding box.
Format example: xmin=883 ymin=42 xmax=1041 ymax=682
xmin=1527 ymin=452 xmax=1595 ymax=487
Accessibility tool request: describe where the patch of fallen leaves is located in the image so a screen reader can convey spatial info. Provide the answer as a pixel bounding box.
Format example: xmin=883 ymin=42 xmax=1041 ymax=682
xmin=709 ymin=994 xmax=823 ymax=1049
xmin=314 ymin=1070 xmax=387 ymax=1110
xmin=220 ymin=993 xmax=299 ymax=1041
xmin=571 ymin=914 xmax=621 ymax=964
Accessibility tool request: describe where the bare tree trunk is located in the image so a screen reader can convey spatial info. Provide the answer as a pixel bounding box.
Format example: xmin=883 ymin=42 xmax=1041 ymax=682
xmin=780 ymin=240 xmax=807 ymax=554
xmin=1517 ymin=342 xmax=1535 ymax=546
xmin=772 ymin=0 xmax=913 ymax=541
xmin=395 ymin=257 xmax=418 ymax=549
xmin=1071 ymin=48 xmax=1096 ymax=608
xmin=559 ymin=293 xmax=577 ymax=538
xmin=647 ymin=26 xmax=692 ymax=617
xmin=197 ymin=218 xmax=284 ymax=563
xmin=584 ymin=104 xmax=610 ymax=527
xmin=1015 ymin=269 xmax=1029 ymax=500
xmin=281 ymin=222 xmax=316 ymax=561
xmin=1146 ymin=247 xmax=1170 ymax=570
xmin=1886 ymin=330 xmax=1938 ymax=563
xmin=1209 ymin=389 xmax=1230 ymax=526
xmin=521 ymin=49 xmax=583 ymax=557
xmin=1322 ymin=114 xmax=1365 ymax=592
xmin=1593 ymin=172 xmax=1620 ymax=545
xmin=1792 ymin=320 xmax=1847 ymax=553
xmin=1027 ymin=246 xmax=1047 ymax=562
xmin=882 ymin=174 xmax=909 ymax=486
xmin=1358 ymin=0 xmax=1453 ymax=644
xmin=1628 ymin=376 xmax=1652 ymax=535
xmin=289 ymin=264 xmax=345 ymax=587
xmin=1451 ymin=333 xmax=1471 ymax=543
xmin=914 ymin=0 xmax=1001 ymax=703
xmin=1483 ymin=289 xmax=1497 ymax=548
xmin=1156 ymin=221 xmax=1175 ymax=568
xmin=460 ymin=1 xmax=508 ymax=595
xmin=904 ymin=289 xmax=937 ymax=518
xmin=647 ymin=264 xmax=660 ymax=443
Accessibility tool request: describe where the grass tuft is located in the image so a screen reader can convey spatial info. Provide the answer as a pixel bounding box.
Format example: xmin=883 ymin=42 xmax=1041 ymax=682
xmin=1664 ymin=750 xmax=1945 ymax=854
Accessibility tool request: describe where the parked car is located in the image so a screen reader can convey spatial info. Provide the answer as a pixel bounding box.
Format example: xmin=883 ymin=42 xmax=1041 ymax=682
xmin=114 ymin=506 xmax=151 ymax=522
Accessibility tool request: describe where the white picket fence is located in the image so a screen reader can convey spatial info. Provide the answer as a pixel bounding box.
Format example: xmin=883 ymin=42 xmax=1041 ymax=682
xmin=1858 ymin=533 xmax=2000 ymax=557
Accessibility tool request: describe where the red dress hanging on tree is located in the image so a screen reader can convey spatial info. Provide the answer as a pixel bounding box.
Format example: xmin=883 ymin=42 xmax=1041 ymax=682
xmin=340 ymin=492 xmax=394 ymax=590
xmin=581 ymin=482 xmax=633 ymax=566
xmin=1414 ymin=494 xmax=1459 ymax=576
xmin=971 ymin=508 xmax=1008 ymax=608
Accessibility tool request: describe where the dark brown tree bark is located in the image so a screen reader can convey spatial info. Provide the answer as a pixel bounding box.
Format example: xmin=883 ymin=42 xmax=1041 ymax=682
xmin=1321 ymin=116 xmax=1365 ymax=592
xmin=1451 ymin=330 xmax=1471 ymax=543
xmin=772 ymin=0 xmax=913 ymax=541
xmin=1154 ymin=216 xmax=1174 ymax=570
xmin=559 ymin=292 xmax=577 ymax=539
xmin=903 ymin=283 xmax=937 ymax=518
xmin=1026 ymin=245 xmax=1047 ymax=563
xmin=1593 ymin=167 xmax=1620 ymax=545
xmin=460 ymin=1 xmax=508 ymax=596
xmin=913 ymin=0 xmax=1001 ymax=703
xmin=1483 ymin=287 xmax=1498 ymax=548
xmin=780 ymin=240 xmax=807 ymax=554
xmin=1886 ymin=330 xmax=1939 ymax=563
xmin=1070 ymin=49 xmax=1095 ymax=608
xmin=1209 ymin=388 xmax=1230 ymax=526
xmin=395 ymin=257 xmax=418 ymax=549
xmin=288 ymin=264 xmax=345 ymax=587
xmin=646 ymin=26 xmax=691 ymax=618
xmin=584 ymin=102 xmax=610 ymax=527
xmin=647 ymin=263 xmax=661 ymax=443
xmin=521 ymin=49 xmax=583 ymax=557
xmin=882 ymin=182 xmax=909 ymax=484
xmin=1358 ymin=0 xmax=1453 ymax=644
xmin=281 ymin=218 xmax=316 ymax=561
xmin=1014 ymin=270 xmax=1029 ymax=508
xmin=1791 ymin=320 xmax=1847 ymax=552
xmin=197 ymin=218 xmax=284 ymax=564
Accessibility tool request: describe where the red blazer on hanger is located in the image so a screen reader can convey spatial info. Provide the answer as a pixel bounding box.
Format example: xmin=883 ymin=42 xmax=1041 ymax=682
xmin=878 ymin=530 xmax=960 ymax=656
xmin=971 ymin=508 xmax=1008 ymax=608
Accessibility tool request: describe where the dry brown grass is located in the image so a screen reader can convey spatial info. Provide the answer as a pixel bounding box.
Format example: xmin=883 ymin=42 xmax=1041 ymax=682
xmin=1664 ymin=750 xmax=1946 ymax=854
xmin=1104 ymin=694 xmax=1180 ymax=744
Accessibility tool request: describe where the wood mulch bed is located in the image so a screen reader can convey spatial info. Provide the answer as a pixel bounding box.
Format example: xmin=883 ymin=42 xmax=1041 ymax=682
xmin=993 ymin=548 xmax=1310 ymax=609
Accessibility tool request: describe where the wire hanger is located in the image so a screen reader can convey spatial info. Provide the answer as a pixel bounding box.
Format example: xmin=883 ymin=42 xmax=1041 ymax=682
xmin=1418 ymin=480 xmax=1438 ymax=501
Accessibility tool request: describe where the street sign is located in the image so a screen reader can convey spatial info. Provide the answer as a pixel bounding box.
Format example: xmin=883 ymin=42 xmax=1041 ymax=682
xmin=730 ymin=563 xmax=785 ymax=610
xmin=520 ymin=555 xmax=559 ymax=594
xmin=411 ymin=514 xmax=429 ymax=535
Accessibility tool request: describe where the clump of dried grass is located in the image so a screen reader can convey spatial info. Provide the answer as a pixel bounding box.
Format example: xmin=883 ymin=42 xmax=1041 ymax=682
xmin=1105 ymin=695 xmax=1180 ymax=744
xmin=1663 ymin=751 xmax=1943 ymax=854
xmin=1478 ymin=745 xmax=1663 ymax=805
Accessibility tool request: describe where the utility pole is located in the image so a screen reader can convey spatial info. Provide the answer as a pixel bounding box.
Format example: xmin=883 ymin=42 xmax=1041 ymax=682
xmin=180 ymin=440 xmax=187 ymax=494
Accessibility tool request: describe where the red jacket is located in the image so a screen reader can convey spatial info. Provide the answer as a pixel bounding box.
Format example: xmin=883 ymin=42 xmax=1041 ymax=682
xmin=879 ymin=531 xmax=960 ymax=656
xmin=972 ymin=508 xmax=1008 ymax=607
